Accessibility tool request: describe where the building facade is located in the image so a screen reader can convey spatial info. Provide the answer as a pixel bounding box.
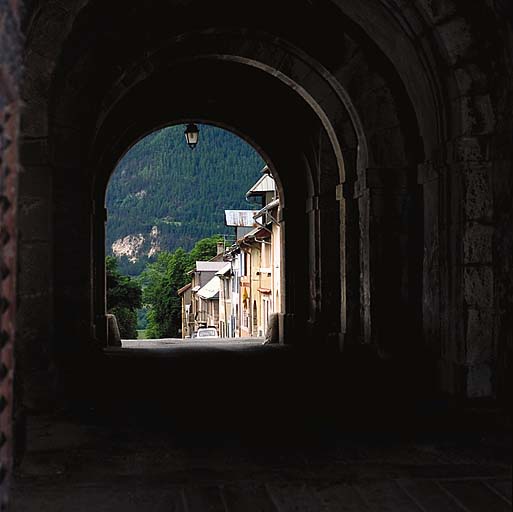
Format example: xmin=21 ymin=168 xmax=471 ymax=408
xmin=180 ymin=168 xmax=282 ymax=340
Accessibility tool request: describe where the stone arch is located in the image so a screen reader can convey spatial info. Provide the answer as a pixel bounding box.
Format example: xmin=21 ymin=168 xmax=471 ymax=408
xmin=85 ymin=54 xmax=350 ymax=350
xmin=17 ymin=0 xmax=512 ymax=408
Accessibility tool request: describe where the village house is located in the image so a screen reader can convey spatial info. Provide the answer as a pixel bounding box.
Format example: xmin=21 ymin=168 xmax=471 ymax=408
xmin=217 ymin=263 xmax=234 ymax=338
xmin=179 ymin=167 xmax=281 ymax=339
xmin=241 ymin=168 xmax=280 ymax=337
xmin=222 ymin=167 xmax=281 ymax=338
xmin=221 ymin=210 xmax=258 ymax=338
xmin=178 ymin=259 xmax=225 ymax=337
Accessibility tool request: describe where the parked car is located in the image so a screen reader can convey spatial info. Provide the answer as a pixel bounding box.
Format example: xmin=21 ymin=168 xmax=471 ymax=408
xmin=196 ymin=327 xmax=219 ymax=339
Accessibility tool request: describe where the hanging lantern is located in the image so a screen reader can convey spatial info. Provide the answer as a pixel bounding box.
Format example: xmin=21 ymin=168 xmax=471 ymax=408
xmin=184 ymin=123 xmax=199 ymax=149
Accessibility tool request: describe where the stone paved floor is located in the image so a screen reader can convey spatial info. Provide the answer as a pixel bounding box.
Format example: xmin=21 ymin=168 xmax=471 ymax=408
xmin=12 ymin=341 xmax=512 ymax=511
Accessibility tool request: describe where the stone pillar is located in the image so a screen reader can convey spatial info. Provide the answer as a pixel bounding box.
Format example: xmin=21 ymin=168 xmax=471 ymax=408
xmin=337 ymin=184 xmax=347 ymax=347
xmin=53 ymin=168 xmax=96 ymax=362
xmin=340 ymin=165 xmax=361 ymax=348
xmin=355 ymin=167 xmax=419 ymax=357
xmin=305 ymin=192 xmax=342 ymax=348
xmin=278 ymin=200 xmax=308 ymax=345
xmin=17 ymin=140 xmax=57 ymax=410
xmin=422 ymin=138 xmax=497 ymax=398
xmin=418 ymin=162 xmax=442 ymax=357
xmin=305 ymin=196 xmax=321 ymax=333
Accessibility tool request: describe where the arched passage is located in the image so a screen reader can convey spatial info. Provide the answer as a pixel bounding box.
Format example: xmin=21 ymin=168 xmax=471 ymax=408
xmin=19 ymin=0 xmax=424 ymax=409
xmin=16 ymin=0 xmax=512 ymax=412
xmin=71 ymin=55 xmax=350 ymax=352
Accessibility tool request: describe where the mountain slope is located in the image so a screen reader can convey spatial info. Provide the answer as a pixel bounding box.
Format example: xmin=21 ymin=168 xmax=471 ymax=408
xmin=106 ymin=124 xmax=265 ymax=274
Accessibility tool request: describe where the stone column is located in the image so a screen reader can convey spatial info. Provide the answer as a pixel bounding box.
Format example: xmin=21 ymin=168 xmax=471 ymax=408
xmin=418 ymin=162 xmax=442 ymax=357
xmin=422 ymin=137 xmax=497 ymax=399
xmin=17 ymin=139 xmax=57 ymax=410
xmin=278 ymin=199 xmax=309 ymax=345
xmin=355 ymin=167 xmax=418 ymax=357
xmin=305 ymin=192 xmax=342 ymax=348
xmin=305 ymin=195 xmax=321 ymax=333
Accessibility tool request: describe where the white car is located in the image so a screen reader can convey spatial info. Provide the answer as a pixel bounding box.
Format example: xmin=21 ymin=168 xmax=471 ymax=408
xmin=195 ymin=327 xmax=219 ymax=339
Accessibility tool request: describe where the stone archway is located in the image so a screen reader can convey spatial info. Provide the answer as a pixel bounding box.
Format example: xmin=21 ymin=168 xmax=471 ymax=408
xmin=19 ymin=0 xmax=426 ymax=410
xmin=1 ymin=0 xmax=511 ymax=508
xmin=16 ymin=0 xmax=513 ymax=411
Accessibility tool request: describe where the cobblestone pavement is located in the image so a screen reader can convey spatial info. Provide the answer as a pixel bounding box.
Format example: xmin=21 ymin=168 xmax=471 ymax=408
xmin=12 ymin=343 xmax=511 ymax=511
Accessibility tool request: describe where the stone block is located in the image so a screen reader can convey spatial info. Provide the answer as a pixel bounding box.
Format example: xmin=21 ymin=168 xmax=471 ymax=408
xmin=465 ymin=308 xmax=494 ymax=364
xmin=106 ymin=314 xmax=121 ymax=347
xmin=450 ymin=136 xmax=491 ymax=163
xmin=463 ymin=266 xmax=493 ymax=308
xmin=461 ymin=164 xmax=493 ymax=221
xmin=462 ymin=222 xmax=492 ymax=264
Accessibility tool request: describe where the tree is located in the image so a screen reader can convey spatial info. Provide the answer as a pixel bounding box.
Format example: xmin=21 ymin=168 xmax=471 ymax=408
xmin=140 ymin=235 xmax=225 ymax=339
xmin=189 ymin=234 xmax=224 ymax=263
xmin=142 ymin=248 xmax=192 ymax=339
xmin=106 ymin=256 xmax=142 ymax=339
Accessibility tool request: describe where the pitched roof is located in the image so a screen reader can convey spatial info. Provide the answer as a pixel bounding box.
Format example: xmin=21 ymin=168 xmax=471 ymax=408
xmin=246 ymin=173 xmax=276 ymax=198
xmin=177 ymin=282 xmax=192 ymax=295
xmin=195 ymin=261 xmax=226 ymax=272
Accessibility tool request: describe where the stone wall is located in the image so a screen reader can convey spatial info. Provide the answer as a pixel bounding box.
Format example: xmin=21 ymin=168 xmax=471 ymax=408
xmin=0 ymin=0 xmax=21 ymax=507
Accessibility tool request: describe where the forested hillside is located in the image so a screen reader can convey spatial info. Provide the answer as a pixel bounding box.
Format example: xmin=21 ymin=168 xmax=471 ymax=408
xmin=106 ymin=124 xmax=264 ymax=275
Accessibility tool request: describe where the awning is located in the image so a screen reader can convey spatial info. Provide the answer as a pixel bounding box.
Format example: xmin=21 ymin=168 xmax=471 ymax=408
xmin=197 ymin=275 xmax=220 ymax=300
xmin=258 ymin=288 xmax=272 ymax=294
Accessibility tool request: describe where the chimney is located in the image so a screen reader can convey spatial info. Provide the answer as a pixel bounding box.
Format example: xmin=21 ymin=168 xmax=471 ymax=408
xmin=217 ymin=241 xmax=224 ymax=255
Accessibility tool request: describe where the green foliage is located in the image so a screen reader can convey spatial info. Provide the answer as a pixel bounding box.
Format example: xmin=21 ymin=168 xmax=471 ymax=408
xmin=141 ymin=235 xmax=224 ymax=339
xmin=142 ymin=248 xmax=192 ymax=339
xmin=137 ymin=308 xmax=149 ymax=330
xmin=189 ymin=234 xmax=224 ymax=263
xmin=106 ymin=124 xmax=263 ymax=276
xmin=106 ymin=256 xmax=142 ymax=339
xmin=110 ymin=306 xmax=139 ymax=340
